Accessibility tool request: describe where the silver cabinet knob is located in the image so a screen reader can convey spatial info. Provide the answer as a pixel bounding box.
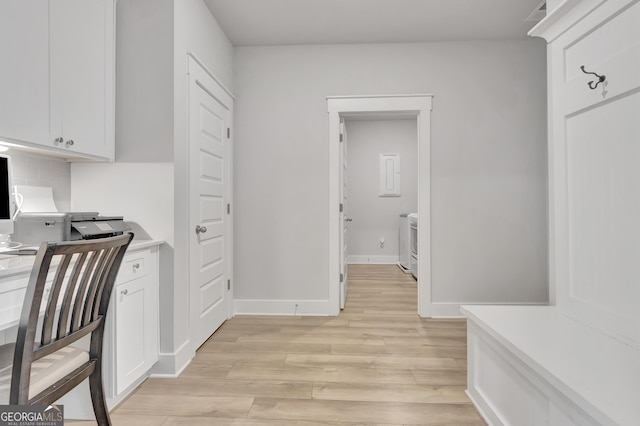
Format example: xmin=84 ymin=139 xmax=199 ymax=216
xmin=121 ymin=289 xmax=128 ymax=296
xmin=65 ymin=139 xmax=74 ymax=148
xmin=195 ymin=225 xmax=207 ymax=234
xmin=54 ymin=137 xmax=63 ymax=146
xmin=345 ymin=218 xmax=353 ymax=222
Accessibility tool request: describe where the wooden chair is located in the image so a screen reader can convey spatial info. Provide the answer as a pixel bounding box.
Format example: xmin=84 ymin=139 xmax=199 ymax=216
xmin=0 ymin=233 xmax=134 ymax=425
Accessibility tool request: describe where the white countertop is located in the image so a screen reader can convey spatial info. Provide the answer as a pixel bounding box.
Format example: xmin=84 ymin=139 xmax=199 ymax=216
xmin=0 ymin=239 xmax=164 ymax=279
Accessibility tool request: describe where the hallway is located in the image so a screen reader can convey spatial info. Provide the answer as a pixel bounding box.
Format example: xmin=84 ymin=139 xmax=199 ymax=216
xmin=71 ymin=265 xmax=484 ymax=425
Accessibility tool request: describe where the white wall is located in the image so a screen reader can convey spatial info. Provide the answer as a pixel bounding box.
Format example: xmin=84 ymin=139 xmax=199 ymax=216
xmin=234 ymin=40 xmax=548 ymax=312
xmin=115 ymin=0 xmax=174 ymax=162
xmin=70 ymin=163 xmax=173 ymax=245
xmin=345 ymin=119 xmax=417 ymax=263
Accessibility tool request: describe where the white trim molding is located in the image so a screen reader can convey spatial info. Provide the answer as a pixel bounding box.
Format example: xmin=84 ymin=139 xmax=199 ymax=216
xmin=327 ymin=94 xmax=434 ymax=317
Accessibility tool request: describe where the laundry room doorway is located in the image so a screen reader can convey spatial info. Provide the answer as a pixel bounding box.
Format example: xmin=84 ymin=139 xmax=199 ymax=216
xmin=327 ymin=95 xmax=433 ymax=317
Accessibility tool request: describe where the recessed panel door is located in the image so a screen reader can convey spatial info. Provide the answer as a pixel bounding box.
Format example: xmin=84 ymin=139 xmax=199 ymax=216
xmin=189 ymin=77 xmax=230 ymax=350
xmin=340 ymin=119 xmax=349 ymax=309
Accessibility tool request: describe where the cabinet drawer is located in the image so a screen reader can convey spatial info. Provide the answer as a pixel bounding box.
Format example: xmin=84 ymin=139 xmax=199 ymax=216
xmin=117 ymin=250 xmax=152 ymax=284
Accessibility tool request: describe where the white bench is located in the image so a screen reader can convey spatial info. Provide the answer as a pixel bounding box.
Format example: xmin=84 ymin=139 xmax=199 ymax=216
xmin=462 ymin=305 xmax=640 ymax=426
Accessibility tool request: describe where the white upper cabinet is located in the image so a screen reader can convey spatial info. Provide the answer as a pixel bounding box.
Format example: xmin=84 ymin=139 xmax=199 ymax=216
xmin=0 ymin=2 xmax=51 ymax=146
xmin=0 ymin=0 xmax=115 ymax=161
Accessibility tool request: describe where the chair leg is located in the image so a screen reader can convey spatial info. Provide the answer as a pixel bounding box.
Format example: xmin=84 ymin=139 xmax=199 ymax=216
xmin=89 ymin=361 xmax=111 ymax=426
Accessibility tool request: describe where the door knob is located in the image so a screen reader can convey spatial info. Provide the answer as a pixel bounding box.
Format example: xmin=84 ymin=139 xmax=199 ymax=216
xmin=195 ymin=225 xmax=207 ymax=235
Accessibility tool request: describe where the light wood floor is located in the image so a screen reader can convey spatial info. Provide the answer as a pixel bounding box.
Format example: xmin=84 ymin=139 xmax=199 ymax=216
xmin=69 ymin=264 xmax=485 ymax=425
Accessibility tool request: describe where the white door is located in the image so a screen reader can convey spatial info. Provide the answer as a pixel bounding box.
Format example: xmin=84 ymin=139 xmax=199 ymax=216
xmin=339 ymin=119 xmax=349 ymax=309
xmin=189 ymin=62 xmax=232 ymax=350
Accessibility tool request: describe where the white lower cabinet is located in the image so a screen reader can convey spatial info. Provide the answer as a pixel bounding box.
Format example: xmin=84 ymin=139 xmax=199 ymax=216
xmin=107 ymin=246 xmax=159 ymax=398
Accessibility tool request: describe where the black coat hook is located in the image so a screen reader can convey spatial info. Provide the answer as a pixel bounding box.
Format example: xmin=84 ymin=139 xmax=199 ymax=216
xmin=580 ymin=65 xmax=606 ymax=90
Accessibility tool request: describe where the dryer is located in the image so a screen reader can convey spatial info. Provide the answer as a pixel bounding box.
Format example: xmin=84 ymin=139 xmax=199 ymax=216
xmin=398 ymin=213 xmax=412 ymax=272
xmin=407 ymin=213 xmax=418 ymax=279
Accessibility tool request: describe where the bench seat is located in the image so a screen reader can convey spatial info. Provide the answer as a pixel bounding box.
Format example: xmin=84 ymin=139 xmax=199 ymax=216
xmin=462 ymin=305 xmax=640 ymax=426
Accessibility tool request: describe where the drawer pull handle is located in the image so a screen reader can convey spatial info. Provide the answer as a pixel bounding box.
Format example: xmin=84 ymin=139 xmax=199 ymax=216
xmin=121 ymin=289 xmax=128 ymax=296
xmin=580 ymin=65 xmax=605 ymax=90
xmin=132 ymin=263 xmax=140 ymax=270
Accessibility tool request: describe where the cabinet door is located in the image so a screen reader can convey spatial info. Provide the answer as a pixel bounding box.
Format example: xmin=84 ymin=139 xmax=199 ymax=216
xmin=114 ymin=274 xmax=158 ymax=394
xmin=50 ymin=0 xmax=114 ymax=159
xmin=0 ymin=1 xmax=51 ymax=146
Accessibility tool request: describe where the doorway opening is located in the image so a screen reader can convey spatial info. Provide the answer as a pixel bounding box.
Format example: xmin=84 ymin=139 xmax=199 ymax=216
xmin=327 ymin=95 xmax=433 ymax=317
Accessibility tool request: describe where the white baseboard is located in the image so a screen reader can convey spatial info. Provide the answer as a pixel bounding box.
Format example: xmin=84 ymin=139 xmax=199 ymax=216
xmin=347 ymin=255 xmax=400 ymax=264
xmin=233 ymin=299 xmax=337 ymax=316
xmin=151 ymin=341 xmax=193 ymax=377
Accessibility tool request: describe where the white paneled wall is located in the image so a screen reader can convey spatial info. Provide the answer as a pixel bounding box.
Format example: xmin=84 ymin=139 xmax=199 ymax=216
xmin=8 ymin=150 xmax=71 ymax=211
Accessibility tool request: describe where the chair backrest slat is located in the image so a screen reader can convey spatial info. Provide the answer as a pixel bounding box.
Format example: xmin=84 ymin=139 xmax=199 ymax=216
xmin=70 ymin=251 xmax=99 ymax=333
xmin=82 ymin=249 xmax=110 ymax=327
xmin=56 ymin=251 xmax=88 ymax=339
xmin=41 ymin=253 xmax=72 ymax=345
xmin=91 ymin=247 xmax=118 ymax=322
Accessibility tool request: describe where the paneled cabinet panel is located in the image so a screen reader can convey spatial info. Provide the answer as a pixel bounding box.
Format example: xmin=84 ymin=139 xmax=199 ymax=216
xmin=0 ymin=0 xmax=115 ymax=161
xmin=110 ymin=247 xmax=159 ymax=396
xmin=0 ymin=2 xmax=51 ymax=146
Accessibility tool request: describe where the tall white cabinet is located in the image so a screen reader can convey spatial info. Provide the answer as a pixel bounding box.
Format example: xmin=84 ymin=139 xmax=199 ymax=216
xmin=462 ymin=0 xmax=640 ymax=424
xmin=0 ymin=0 xmax=115 ymax=161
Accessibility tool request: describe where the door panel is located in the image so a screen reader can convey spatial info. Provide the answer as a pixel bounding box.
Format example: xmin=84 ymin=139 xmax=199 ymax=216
xmin=340 ymin=119 xmax=349 ymax=309
xmin=190 ymin=75 xmax=230 ymax=350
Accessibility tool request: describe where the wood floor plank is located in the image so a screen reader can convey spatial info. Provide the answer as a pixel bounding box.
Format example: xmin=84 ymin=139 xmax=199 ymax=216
xmin=235 ymin=332 xmax=387 ymax=346
xmin=135 ymin=377 xmax=313 ymax=399
xmin=199 ymin=341 xmax=332 ymax=354
xmin=278 ymin=325 xmax=423 ymax=337
xmin=247 ymin=398 xmax=485 ymax=425
xmin=162 ymin=418 xmax=400 ymax=426
xmin=331 ymin=343 xmax=468 ymax=358
xmin=64 ymin=414 xmax=167 ymax=426
xmin=412 ymin=370 xmax=468 ymax=386
xmin=285 ymin=353 xmax=460 ymax=370
xmin=227 ymin=364 xmax=417 ymax=385
xmin=383 ymin=336 xmax=467 ymax=347
xmin=312 ymin=382 xmax=472 ymax=404
xmin=116 ymin=394 xmax=254 ymax=417
xmin=184 ymin=351 xmax=288 ymax=368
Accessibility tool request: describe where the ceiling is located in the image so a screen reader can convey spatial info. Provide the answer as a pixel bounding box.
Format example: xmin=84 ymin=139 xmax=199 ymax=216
xmin=203 ymin=0 xmax=545 ymax=47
